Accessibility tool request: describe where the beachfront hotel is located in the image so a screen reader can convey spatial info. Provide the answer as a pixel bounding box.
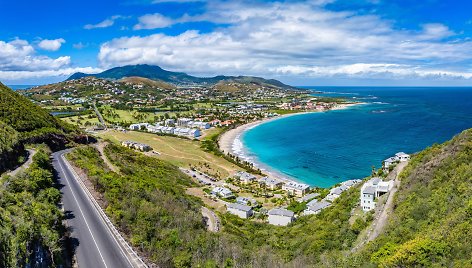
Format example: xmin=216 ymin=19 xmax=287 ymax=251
xmin=282 ymin=181 xmax=310 ymax=197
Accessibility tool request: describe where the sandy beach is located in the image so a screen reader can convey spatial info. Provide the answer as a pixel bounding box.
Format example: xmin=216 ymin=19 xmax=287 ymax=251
xmin=218 ymin=102 xmax=366 ymax=183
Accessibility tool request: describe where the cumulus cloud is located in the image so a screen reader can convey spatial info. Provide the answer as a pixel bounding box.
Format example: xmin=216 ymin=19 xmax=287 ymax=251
xmin=37 ymin=38 xmax=66 ymax=51
xmin=98 ymin=1 xmax=472 ymax=80
xmin=0 ymin=67 xmax=103 ymax=81
xmin=0 ymin=38 xmax=99 ymax=82
xmin=85 ymin=15 xmax=125 ymax=29
xmin=134 ymin=13 xmax=174 ymax=30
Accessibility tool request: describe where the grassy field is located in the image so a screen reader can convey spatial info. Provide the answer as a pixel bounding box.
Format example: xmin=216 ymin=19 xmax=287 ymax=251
xmin=98 ymin=129 xmax=242 ymax=178
xmin=62 ymin=114 xmax=100 ymax=127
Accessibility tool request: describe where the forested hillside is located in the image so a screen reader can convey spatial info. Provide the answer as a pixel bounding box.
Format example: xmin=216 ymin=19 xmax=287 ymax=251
xmin=67 ymin=129 xmax=472 ymax=267
xmin=0 ymin=83 xmax=81 ymax=172
xmin=0 ymin=146 xmax=67 ymax=267
xmin=349 ymin=129 xmax=472 ymax=267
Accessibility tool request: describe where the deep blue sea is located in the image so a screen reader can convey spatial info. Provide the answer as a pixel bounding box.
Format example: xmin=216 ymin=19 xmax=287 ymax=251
xmin=7 ymin=85 xmax=38 ymax=90
xmin=242 ymin=87 xmax=472 ymax=188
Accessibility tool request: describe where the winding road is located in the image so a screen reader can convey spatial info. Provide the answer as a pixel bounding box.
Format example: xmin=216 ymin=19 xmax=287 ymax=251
xmin=52 ymin=150 xmax=147 ymax=268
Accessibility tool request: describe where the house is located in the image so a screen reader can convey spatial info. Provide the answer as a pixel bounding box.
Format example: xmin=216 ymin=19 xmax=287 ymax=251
xmin=189 ymin=129 xmax=201 ymax=138
xmin=236 ymin=197 xmax=258 ymax=207
xmin=211 ymin=187 xmax=233 ymax=198
xmin=325 ymin=185 xmax=348 ymax=202
xmin=303 ymin=200 xmax=331 ymax=215
xmin=258 ymin=177 xmax=283 ymax=190
xmin=177 ymin=118 xmax=193 ymax=127
xmin=282 ymin=181 xmax=310 ymax=197
xmin=360 ymin=177 xmax=394 ymax=211
xmin=164 ymin=119 xmax=175 ymax=126
xmin=383 ymin=157 xmax=397 ymax=171
xmin=268 ymin=208 xmax=295 ymax=226
xmin=129 ymin=123 xmax=149 ymax=130
xmin=298 ymin=193 xmax=320 ymax=202
xmin=234 ymin=171 xmax=257 ymax=184
xmin=395 ymin=152 xmax=410 ymax=162
xmin=227 ymin=203 xmax=253 ymax=219
xmin=121 ymin=141 xmax=152 ymax=152
xmin=342 ymin=179 xmax=361 ymax=188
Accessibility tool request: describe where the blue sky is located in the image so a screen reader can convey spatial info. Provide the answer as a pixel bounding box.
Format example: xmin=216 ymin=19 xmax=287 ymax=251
xmin=0 ymin=0 xmax=471 ymax=86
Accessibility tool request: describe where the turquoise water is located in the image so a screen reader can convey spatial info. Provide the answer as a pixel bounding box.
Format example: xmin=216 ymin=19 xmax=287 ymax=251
xmin=242 ymin=87 xmax=472 ymax=188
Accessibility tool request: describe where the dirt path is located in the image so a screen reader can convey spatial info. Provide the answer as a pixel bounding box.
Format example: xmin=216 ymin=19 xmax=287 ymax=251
xmin=201 ymin=207 xmax=221 ymax=232
xmin=94 ymin=142 xmax=120 ymax=173
xmin=366 ymin=161 xmax=408 ymax=243
xmin=6 ymin=149 xmax=36 ymax=177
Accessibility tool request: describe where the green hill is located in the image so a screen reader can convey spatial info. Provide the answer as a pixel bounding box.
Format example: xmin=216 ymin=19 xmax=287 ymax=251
xmin=349 ymin=128 xmax=472 ymax=267
xmin=0 ymin=82 xmax=81 ymax=172
xmin=67 ymin=64 xmax=297 ymax=90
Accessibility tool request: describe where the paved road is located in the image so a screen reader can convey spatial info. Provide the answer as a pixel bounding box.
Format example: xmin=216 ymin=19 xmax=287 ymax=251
xmin=53 ymin=150 xmax=146 ymax=268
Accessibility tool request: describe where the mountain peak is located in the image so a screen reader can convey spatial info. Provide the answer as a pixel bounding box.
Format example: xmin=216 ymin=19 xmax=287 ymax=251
xmin=66 ymin=64 xmax=296 ymax=89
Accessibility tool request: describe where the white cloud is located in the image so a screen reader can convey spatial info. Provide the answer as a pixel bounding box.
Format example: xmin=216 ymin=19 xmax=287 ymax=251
xmin=134 ymin=13 xmax=174 ymax=30
xmin=0 ymin=67 xmax=103 ymax=81
xmin=85 ymin=15 xmax=125 ymax=29
xmin=37 ymin=38 xmax=66 ymax=51
xmin=0 ymin=38 xmax=99 ymax=82
xmin=98 ymin=1 xmax=472 ymax=81
xmin=73 ymin=42 xmax=87 ymax=50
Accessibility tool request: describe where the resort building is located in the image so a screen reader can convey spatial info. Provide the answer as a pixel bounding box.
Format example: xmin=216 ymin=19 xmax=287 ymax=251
xmin=383 ymin=157 xmax=397 ymax=172
xmin=234 ymin=171 xmax=257 ymax=184
xmin=177 ymin=118 xmax=193 ymax=127
xmin=268 ymin=208 xmax=295 ymax=226
xmin=282 ymin=181 xmax=310 ymax=197
xmin=164 ymin=119 xmax=175 ymax=126
xmin=236 ymin=197 xmax=258 ymax=207
xmin=227 ymin=203 xmax=253 ymax=219
xmin=258 ymin=177 xmax=283 ymax=190
xmin=129 ymin=123 xmax=150 ymax=131
xmin=211 ymin=187 xmax=233 ymax=198
xmin=395 ymin=152 xmax=411 ymax=162
xmin=121 ymin=141 xmax=152 ymax=152
xmin=360 ymin=177 xmax=394 ymax=211
xmin=298 ymin=193 xmax=320 ymax=202
xmin=303 ymin=200 xmax=331 ymax=215
xmin=325 ymin=185 xmax=348 ymax=202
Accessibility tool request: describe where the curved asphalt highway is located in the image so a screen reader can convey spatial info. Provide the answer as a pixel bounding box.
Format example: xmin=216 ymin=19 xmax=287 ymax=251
xmin=53 ymin=150 xmax=141 ymax=268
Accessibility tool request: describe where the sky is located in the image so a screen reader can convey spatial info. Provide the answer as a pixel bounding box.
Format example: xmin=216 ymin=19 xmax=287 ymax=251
xmin=0 ymin=0 xmax=471 ymax=86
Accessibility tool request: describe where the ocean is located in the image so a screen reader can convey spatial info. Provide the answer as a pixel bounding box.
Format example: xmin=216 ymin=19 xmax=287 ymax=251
xmin=241 ymin=87 xmax=472 ymax=188
xmin=7 ymin=85 xmax=38 ymax=90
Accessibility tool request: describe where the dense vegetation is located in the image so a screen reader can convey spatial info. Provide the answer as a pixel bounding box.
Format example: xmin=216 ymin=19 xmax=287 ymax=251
xmin=67 ymin=128 xmax=472 ymax=267
xmin=67 ymin=143 xmax=368 ymax=267
xmin=0 ymin=146 xmax=66 ymax=267
xmin=0 ymin=83 xmax=81 ymax=172
xmin=348 ymin=128 xmax=472 ymax=267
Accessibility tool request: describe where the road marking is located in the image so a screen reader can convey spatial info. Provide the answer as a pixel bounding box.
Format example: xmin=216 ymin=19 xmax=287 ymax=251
xmin=60 ymin=153 xmax=144 ymax=268
xmin=57 ymin=156 xmax=109 ymax=268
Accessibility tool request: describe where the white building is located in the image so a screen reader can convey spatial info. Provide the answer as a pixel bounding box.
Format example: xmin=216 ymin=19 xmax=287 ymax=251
xmin=164 ymin=119 xmax=175 ymax=126
xmin=395 ymin=152 xmax=410 ymax=162
xmin=360 ymin=177 xmax=394 ymax=211
xmin=282 ymin=181 xmax=310 ymax=197
xmin=268 ymin=208 xmax=295 ymax=226
xmin=129 ymin=123 xmax=150 ymax=130
xmin=236 ymin=197 xmax=258 ymax=207
xmin=177 ymin=118 xmax=193 ymax=127
xmin=211 ymin=187 xmax=233 ymax=198
xmin=234 ymin=171 xmax=256 ymax=184
xmin=227 ymin=203 xmax=253 ymax=219
xmin=383 ymin=157 xmax=397 ymax=172
xmin=121 ymin=141 xmax=152 ymax=152
xmin=303 ymin=200 xmax=331 ymax=215
xmin=325 ymin=185 xmax=348 ymax=202
xmin=258 ymin=177 xmax=283 ymax=190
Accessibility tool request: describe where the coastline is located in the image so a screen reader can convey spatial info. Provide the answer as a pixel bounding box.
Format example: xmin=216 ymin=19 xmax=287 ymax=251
xmin=218 ymin=102 xmax=366 ymax=185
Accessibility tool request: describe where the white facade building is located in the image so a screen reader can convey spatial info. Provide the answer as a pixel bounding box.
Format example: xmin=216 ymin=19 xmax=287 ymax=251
xmin=282 ymin=181 xmax=310 ymax=197
xmin=303 ymin=200 xmax=331 ymax=215
xmin=227 ymin=203 xmax=253 ymax=219
xmin=258 ymin=177 xmax=283 ymax=190
xmin=211 ymin=187 xmax=233 ymax=198
xmin=268 ymin=208 xmax=295 ymax=226
xmin=360 ymin=177 xmax=394 ymax=211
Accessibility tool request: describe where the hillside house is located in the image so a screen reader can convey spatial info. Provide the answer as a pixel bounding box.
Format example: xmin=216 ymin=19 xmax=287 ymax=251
xmin=268 ymin=208 xmax=295 ymax=226
xmin=227 ymin=203 xmax=253 ymax=219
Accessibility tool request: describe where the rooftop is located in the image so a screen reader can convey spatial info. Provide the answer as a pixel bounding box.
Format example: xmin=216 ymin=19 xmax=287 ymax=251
xmin=268 ymin=208 xmax=294 ymax=217
xmin=227 ymin=203 xmax=252 ymax=212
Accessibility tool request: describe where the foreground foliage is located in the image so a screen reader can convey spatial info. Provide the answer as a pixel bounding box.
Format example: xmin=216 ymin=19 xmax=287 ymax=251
xmin=0 ymin=146 xmax=65 ymax=267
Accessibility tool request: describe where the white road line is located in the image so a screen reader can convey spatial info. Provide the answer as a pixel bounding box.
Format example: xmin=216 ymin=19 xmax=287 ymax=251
xmin=57 ymin=157 xmax=109 ymax=268
xmin=60 ymin=153 xmax=143 ymax=268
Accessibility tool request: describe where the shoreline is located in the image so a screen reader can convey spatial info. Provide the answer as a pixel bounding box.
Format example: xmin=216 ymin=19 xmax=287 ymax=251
xmin=218 ymin=102 xmax=366 ymax=185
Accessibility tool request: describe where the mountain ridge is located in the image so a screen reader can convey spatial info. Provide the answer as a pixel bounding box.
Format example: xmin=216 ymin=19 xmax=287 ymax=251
xmin=67 ymin=64 xmax=297 ymax=89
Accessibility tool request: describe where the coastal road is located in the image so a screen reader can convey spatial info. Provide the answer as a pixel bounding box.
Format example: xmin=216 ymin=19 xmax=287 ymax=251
xmin=53 ymin=150 xmax=147 ymax=268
